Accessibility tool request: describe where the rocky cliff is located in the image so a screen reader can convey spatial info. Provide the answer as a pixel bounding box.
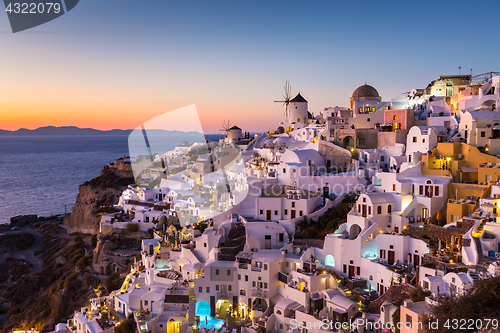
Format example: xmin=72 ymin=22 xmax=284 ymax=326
xmin=63 ymin=158 xmax=135 ymax=234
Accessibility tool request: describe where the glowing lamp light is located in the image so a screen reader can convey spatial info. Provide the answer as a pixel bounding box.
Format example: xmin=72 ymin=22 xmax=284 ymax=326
xmin=446 ymin=157 xmax=451 ymax=161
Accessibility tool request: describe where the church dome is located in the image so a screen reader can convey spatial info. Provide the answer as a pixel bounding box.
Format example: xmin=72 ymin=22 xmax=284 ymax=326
xmin=352 ymin=84 xmax=379 ymax=99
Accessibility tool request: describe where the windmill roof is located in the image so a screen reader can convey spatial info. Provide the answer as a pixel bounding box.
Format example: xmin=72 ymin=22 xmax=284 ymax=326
xmin=229 ymin=126 xmax=241 ymax=130
xmin=291 ymin=93 xmax=307 ymax=103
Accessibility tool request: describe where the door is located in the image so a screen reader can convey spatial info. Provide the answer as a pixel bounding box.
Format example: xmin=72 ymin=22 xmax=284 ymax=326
xmin=291 ymin=210 xmax=296 ymax=219
xmin=388 ymin=251 xmax=395 ymax=265
xmin=266 ymin=210 xmax=271 ymax=220
xmin=348 ymin=265 xmax=355 ymax=279
xmin=414 ymin=254 xmax=420 ymax=266
xmin=362 ymin=205 xmax=367 ymax=217
xmin=422 ymin=208 xmax=429 ymax=220
xmin=265 ymin=235 xmax=271 ymax=249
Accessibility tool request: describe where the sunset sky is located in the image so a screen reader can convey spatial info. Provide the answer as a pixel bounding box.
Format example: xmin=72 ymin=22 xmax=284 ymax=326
xmin=1 ymin=0 xmax=500 ymax=133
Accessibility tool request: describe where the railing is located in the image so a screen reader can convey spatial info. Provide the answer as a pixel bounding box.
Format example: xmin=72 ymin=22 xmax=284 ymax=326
xmin=251 ymin=289 xmax=267 ymax=297
xmin=217 ymin=291 xmax=229 ymax=299
xmin=251 ymin=266 xmax=262 ymax=272
xmin=238 ymin=263 xmax=248 ymax=269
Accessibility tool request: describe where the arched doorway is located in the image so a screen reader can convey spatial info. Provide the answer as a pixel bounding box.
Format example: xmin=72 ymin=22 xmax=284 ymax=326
xmin=349 ymin=224 xmax=361 ymax=240
xmin=216 ymin=300 xmax=233 ymax=319
xmin=343 ymin=136 xmax=354 ymax=148
xmin=325 ymin=254 xmax=335 ymax=267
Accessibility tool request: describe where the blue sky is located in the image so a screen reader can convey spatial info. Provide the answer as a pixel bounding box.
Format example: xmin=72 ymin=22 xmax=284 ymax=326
xmin=1 ymin=0 xmax=499 ymax=132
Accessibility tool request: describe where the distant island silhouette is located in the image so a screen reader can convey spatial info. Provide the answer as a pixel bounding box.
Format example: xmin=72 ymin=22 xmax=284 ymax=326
xmin=0 ymin=126 xmax=206 ymax=136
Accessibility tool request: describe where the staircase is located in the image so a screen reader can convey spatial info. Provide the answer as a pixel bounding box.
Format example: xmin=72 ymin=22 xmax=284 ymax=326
xmin=472 ymin=223 xmax=497 ymax=273
xmin=188 ymin=282 xmax=196 ymax=328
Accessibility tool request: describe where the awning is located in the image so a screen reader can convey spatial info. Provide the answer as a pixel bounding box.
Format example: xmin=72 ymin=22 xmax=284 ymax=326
xmin=461 ymin=167 xmax=478 ymax=173
xmin=460 ymin=185 xmax=487 ymax=190
xmin=271 ymin=294 xmax=285 ymax=306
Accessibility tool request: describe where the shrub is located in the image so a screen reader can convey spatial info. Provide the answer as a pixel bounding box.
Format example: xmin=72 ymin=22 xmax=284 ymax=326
xmin=126 ymin=223 xmax=140 ymax=233
xmin=410 ymin=285 xmax=431 ymax=302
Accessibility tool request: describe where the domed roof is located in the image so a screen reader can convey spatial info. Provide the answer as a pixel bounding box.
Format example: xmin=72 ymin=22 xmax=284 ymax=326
xmin=352 ymin=84 xmax=379 ymax=98
xmin=290 ymin=93 xmax=307 ymax=103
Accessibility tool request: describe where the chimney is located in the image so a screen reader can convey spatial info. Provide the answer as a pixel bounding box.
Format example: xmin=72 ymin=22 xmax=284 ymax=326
xmin=403 ymin=300 xmax=413 ymax=307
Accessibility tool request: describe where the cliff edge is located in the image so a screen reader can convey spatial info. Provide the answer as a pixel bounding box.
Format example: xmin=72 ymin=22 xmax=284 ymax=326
xmin=63 ymin=158 xmax=135 ymax=234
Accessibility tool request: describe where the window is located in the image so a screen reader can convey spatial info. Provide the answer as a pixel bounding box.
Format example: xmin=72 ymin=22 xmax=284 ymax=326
xmin=380 ymin=249 xmax=386 ymax=259
xmin=228 ymin=285 xmax=232 ymax=291
xmin=204 ymin=243 xmax=207 ymax=247
xmin=393 ymin=184 xmax=396 ymax=191
xmin=452 ymin=277 xmax=456 ymax=283
xmin=406 ymin=314 xmax=412 ymax=324
xmin=206 ymin=287 xmax=210 ymax=292
xmin=435 ymin=186 xmax=439 ymax=196
xmin=369 ymin=275 xmax=373 ymax=281
xmin=279 ymin=233 xmax=284 ymax=242
xmin=368 ymin=206 xmax=371 ymax=215
xmin=238 ymin=274 xmax=241 ymax=280
xmin=252 ymin=281 xmax=256 ymax=287
xmin=419 ymin=185 xmax=423 ymax=195
xmin=292 ymin=202 xmax=295 ymax=208
xmin=282 ymin=168 xmax=286 ymax=173
xmin=274 ymin=210 xmax=278 ymax=216
xmin=393 ymin=115 xmax=398 ymax=121
xmin=215 ymin=269 xmax=219 ymax=275
xmin=388 ymin=205 xmax=392 ymax=214
xmin=343 ymin=264 xmax=347 ymax=273
xmin=264 ymin=283 xmax=268 ymax=288
xmin=359 ymin=107 xmax=362 ymax=113
xmin=284 ymin=209 xmax=288 ymax=215
xmin=199 ymin=287 xmax=203 ymax=293
xmin=299 ymin=211 xmax=303 ymax=216
xmin=381 ymin=156 xmax=385 ymax=161
xmin=377 ymin=206 xmax=382 ymax=214
xmin=264 ymin=264 xmax=268 ymax=270
xmin=481 ymin=131 xmax=486 ymax=137
xmin=423 ymin=281 xmax=429 ymax=289
xmin=216 ymin=285 xmax=219 ymax=291
xmin=365 ymin=106 xmax=370 ymax=112
xmin=293 ymin=169 xmax=296 ymax=173
xmin=390 ymin=245 xmax=393 ymax=249
xmin=367 ymin=118 xmax=370 ymax=122
xmin=357 ymin=267 xmax=360 ymax=275
xmin=286 ymin=262 xmax=289 ymax=267
xmin=413 ymin=136 xmax=417 ymax=143
xmin=245 ymin=275 xmax=248 ymax=281
xmin=227 ymin=269 xmax=231 ymax=276
xmin=145 ymin=300 xmax=148 ymax=306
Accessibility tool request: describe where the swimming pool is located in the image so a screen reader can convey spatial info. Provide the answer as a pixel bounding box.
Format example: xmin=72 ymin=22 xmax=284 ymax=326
xmin=196 ymin=301 xmax=224 ymax=330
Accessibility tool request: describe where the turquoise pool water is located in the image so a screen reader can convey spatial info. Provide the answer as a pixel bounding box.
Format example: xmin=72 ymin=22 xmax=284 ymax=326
xmin=198 ymin=316 xmax=224 ymax=330
xmin=196 ymin=301 xmax=224 ymax=330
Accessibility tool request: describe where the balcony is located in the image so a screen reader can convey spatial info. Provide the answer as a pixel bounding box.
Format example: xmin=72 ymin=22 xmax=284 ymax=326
xmin=217 ymin=291 xmax=229 ymax=299
xmin=251 ymin=289 xmax=267 ymax=297
xmin=251 ymin=266 xmax=262 ymax=272
xmin=238 ymin=263 xmax=248 ymax=269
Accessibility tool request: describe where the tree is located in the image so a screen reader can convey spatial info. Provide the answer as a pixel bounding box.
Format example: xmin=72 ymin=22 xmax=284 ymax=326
xmin=425 ymin=275 xmax=500 ymax=333
xmin=91 ymin=235 xmax=98 ymax=248
xmin=410 ymin=285 xmax=431 ymax=302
